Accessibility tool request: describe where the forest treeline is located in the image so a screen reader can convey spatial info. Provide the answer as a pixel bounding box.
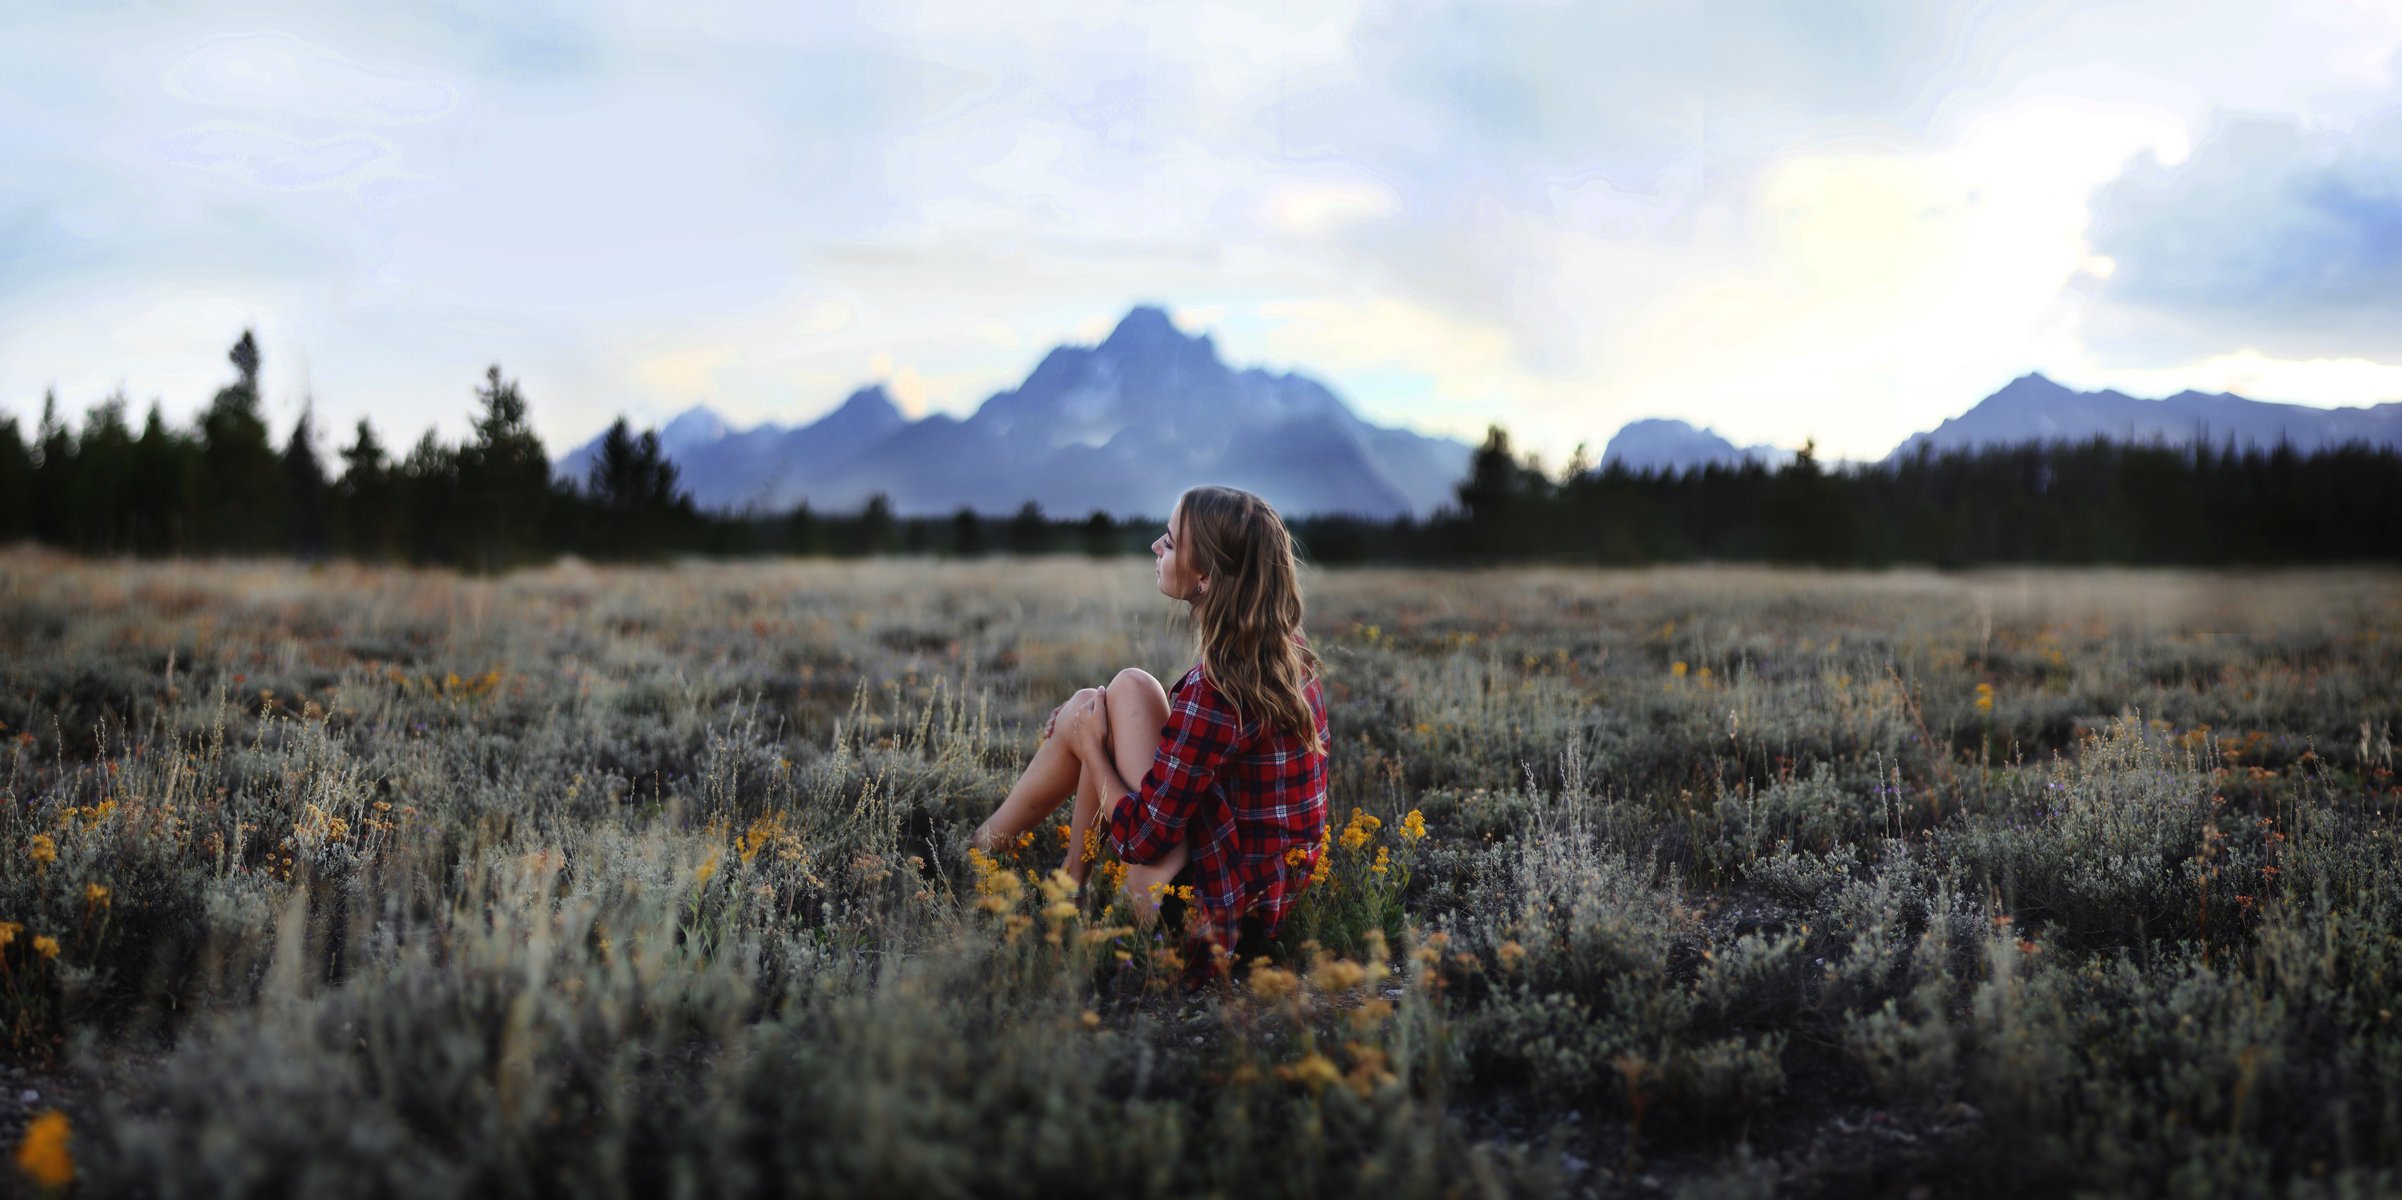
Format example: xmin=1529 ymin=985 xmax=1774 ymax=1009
xmin=4 ymin=333 xmax=2398 ymax=568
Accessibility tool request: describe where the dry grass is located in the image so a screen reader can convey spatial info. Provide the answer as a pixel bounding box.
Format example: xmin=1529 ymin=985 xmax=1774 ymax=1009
xmin=1 ymin=549 xmax=2397 ymax=1197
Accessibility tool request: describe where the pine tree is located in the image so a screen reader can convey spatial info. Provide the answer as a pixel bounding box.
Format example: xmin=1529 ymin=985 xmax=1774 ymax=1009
xmin=79 ymin=392 xmax=137 ymax=552
xmin=456 ymin=364 xmax=551 ymax=570
xmin=951 ymin=507 xmax=986 ymax=557
xmin=1082 ymin=510 xmax=1117 ymax=557
xmin=399 ymin=429 xmax=458 ymax=565
xmin=336 ymin=418 xmax=394 ymax=560
xmin=197 ymin=331 xmax=285 ymax=552
xmin=283 ymin=404 xmax=330 ymax=558
xmin=31 ymin=391 xmax=74 ymax=546
xmin=1007 ymin=500 xmax=1051 ymax=555
xmin=0 ymin=414 xmax=30 ymax=544
xmin=130 ymin=402 xmax=197 ymax=554
xmin=858 ymin=493 xmax=896 ymax=556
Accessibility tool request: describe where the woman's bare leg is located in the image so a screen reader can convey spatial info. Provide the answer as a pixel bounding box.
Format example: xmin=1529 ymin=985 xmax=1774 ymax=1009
xmin=972 ymin=687 xmax=1103 ymax=854
xmin=976 ymin=669 xmax=1181 ymax=907
xmin=1061 ymin=755 xmax=1104 ymax=885
xmin=1096 ymin=668 xmax=1181 ymax=920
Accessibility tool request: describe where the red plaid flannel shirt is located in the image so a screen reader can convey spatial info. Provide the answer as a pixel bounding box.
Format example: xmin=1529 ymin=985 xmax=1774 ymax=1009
xmin=1106 ymin=654 xmax=1330 ymax=949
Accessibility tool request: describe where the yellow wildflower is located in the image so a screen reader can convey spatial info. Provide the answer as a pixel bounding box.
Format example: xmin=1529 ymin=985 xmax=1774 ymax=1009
xmin=1496 ymin=940 xmax=1527 ymax=971
xmin=969 ymin=848 xmax=1024 ymax=914
xmin=84 ymin=883 xmax=108 ymax=908
xmin=32 ymin=935 xmax=59 ymax=961
xmin=26 ymin=835 xmax=55 ymax=870
xmin=1279 ymin=1051 xmax=1342 ymax=1094
xmin=1338 ymin=808 xmax=1381 ymax=853
xmin=1671 ymin=661 xmax=1688 ymax=678
xmin=15 ymin=1110 xmax=71 ymax=1188
xmin=1310 ymin=957 xmax=1367 ymax=992
xmin=0 ymin=922 xmax=18 ymax=948
xmin=694 ymin=854 xmax=718 ymax=887
xmin=1371 ymin=846 xmax=1390 ymax=876
xmin=1400 ymin=809 xmax=1428 ymax=841
xmin=1248 ymin=966 xmax=1302 ymax=1004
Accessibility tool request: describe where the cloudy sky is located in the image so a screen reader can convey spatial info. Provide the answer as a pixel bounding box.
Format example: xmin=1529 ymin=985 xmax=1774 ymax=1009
xmin=5 ymin=0 xmax=2402 ymax=464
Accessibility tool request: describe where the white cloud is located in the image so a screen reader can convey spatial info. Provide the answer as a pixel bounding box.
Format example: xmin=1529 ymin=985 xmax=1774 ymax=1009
xmin=5 ymin=0 xmax=2402 ymax=470
xmin=2063 ymin=350 xmax=2402 ymax=408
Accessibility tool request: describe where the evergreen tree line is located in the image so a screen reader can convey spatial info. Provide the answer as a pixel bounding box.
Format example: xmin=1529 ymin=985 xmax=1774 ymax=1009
xmin=1276 ymin=426 xmax=2402 ymax=566
xmin=0 ymin=332 xmax=1160 ymax=567
xmin=5 ymin=335 xmax=2397 ymax=568
xmin=0 ymin=333 xmax=694 ymax=569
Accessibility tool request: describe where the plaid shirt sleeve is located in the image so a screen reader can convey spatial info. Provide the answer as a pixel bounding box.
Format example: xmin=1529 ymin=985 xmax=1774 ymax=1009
xmin=1106 ymin=669 xmax=1242 ymax=866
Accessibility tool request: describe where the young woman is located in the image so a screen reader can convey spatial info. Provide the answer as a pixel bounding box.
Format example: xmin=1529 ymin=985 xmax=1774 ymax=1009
xmin=972 ymin=485 xmax=1330 ymax=953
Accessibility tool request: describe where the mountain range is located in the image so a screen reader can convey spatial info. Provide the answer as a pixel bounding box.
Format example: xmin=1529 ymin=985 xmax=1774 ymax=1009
xmin=1885 ymin=373 xmax=2402 ymax=461
xmin=1600 ymin=419 xmax=1788 ymax=473
xmin=1593 ymin=374 xmax=2402 ymax=477
xmin=561 ymin=311 xmax=2402 ymax=511
xmin=558 ymin=306 xmax=1470 ymax=520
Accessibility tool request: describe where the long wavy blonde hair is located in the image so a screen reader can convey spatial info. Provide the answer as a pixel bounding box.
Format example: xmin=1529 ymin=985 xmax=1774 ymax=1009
xmin=1177 ymin=485 xmax=1325 ymax=755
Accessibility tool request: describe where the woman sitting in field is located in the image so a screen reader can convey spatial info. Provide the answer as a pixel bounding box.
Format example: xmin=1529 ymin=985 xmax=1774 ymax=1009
xmin=972 ymin=484 xmax=1330 ymax=961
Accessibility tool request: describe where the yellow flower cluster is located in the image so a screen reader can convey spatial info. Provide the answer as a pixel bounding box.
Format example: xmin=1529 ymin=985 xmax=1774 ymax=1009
xmin=1279 ymin=1050 xmax=1342 ymax=1093
xmin=1337 ymin=808 xmax=1381 ymax=853
xmin=967 ymin=847 xmax=1022 ymax=915
xmin=736 ymin=811 xmax=801 ymax=866
xmin=294 ymin=803 xmax=351 ymax=844
xmin=1399 ymin=809 xmax=1427 ymax=842
xmin=65 ymin=799 xmax=116 ymax=828
xmin=1248 ymin=964 xmax=1302 ymax=1003
xmin=84 ymin=883 xmax=108 ymax=908
xmin=26 ymin=834 xmax=56 ymax=870
xmin=15 ymin=1110 xmax=72 ymax=1188
xmin=440 ymin=668 xmax=505 ymax=699
xmin=1975 ymin=681 xmax=1995 ymax=713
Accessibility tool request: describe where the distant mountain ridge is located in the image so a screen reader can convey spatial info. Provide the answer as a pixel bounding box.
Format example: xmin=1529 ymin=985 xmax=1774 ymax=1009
xmin=558 ymin=306 xmax=1471 ymax=519
xmin=1585 ymin=375 xmax=2402 ymax=477
xmin=1601 ymin=418 xmax=1787 ymax=475
xmin=1886 ymin=373 xmax=2402 ymax=461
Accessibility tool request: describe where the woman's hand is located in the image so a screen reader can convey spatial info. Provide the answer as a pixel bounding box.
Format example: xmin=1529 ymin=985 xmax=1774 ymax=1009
xmin=1054 ymin=686 xmax=1111 ymax=760
xmin=1042 ymin=684 xmax=1106 ymax=743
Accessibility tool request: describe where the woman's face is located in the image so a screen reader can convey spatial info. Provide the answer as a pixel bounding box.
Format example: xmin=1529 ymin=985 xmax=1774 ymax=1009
xmin=1153 ymin=502 xmax=1206 ymax=603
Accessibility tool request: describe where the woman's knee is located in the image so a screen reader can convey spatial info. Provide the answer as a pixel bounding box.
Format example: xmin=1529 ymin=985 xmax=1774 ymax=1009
xmin=1106 ymin=668 xmax=1167 ymax=713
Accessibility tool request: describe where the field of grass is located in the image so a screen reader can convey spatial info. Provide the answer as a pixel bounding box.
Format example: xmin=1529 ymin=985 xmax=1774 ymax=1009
xmin=1 ymin=549 xmax=2398 ymax=1198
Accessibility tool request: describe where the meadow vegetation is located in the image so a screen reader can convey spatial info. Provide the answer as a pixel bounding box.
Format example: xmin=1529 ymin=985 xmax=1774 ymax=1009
xmin=0 ymin=550 xmax=2397 ymax=1197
